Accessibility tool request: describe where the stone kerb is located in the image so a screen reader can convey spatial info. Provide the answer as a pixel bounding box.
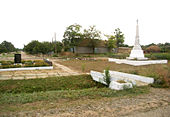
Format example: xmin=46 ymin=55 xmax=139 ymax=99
xmin=0 ymin=66 xmax=53 ymax=72
xmin=109 ymin=81 xmax=132 ymax=90
xmin=109 ymin=70 xmax=154 ymax=84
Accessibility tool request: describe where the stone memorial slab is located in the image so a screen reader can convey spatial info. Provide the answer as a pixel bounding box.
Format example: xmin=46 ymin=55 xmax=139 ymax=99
xmin=14 ymin=54 xmax=21 ymax=63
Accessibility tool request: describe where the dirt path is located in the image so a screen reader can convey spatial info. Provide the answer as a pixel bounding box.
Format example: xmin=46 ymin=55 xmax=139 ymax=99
xmin=6 ymin=88 xmax=169 ymax=117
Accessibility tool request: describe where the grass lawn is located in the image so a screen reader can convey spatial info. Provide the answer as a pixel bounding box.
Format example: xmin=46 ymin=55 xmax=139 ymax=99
xmin=0 ymin=75 xmax=150 ymax=114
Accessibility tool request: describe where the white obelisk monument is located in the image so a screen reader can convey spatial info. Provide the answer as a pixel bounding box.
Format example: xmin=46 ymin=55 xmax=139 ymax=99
xmin=127 ymin=20 xmax=147 ymax=60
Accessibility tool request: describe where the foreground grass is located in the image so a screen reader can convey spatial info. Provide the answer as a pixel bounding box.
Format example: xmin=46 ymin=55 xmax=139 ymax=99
xmin=0 ymin=86 xmax=149 ymax=114
xmin=0 ymin=75 xmax=104 ymax=93
xmin=0 ymin=86 xmax=149 ymax=105
xmin=0 ymin=75 xmax=150 ymax=114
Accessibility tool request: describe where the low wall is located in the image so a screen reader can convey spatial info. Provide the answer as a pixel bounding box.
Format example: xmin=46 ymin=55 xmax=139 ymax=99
xmin=75 ymin=47 xmax=109 ymax=54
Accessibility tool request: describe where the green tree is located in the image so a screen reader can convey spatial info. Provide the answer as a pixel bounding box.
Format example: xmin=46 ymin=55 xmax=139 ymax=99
xmin=83 ymin=25 xmax=101 ymax=53
xmin=0 ymin=41 xmax=16 ymax=53
xmin=114 ymin=28 xmax=125 ymax=48
xmin=106 ymin=35 xmax=117 ymax=51
xmin=39 ymin=42 xmax=52 ymax=54
xmin=0 ymin=44 xmax=7 ymax=53
xmin=62 ymin=24 xmax=82 ymax=53
xmin=23 ymin=40 xmax=41 ymax=54
xmin=52 ymin=41 xmax=63 ymax=53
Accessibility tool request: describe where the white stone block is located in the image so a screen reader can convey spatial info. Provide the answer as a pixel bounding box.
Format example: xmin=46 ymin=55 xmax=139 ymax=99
xmin=109 ymin=81 xmax=133 ymax=90
xmin=109 ymin=70 xmax=154 ymax=84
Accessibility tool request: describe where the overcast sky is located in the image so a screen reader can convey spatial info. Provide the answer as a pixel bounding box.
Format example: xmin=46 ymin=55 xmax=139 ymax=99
xmin=0 ymin=0 xmax=170 ymax=48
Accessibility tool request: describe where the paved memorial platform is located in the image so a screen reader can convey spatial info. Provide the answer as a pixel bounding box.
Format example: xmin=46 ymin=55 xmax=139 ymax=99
xmin=108 ymin=58 xmax=168 ymax=66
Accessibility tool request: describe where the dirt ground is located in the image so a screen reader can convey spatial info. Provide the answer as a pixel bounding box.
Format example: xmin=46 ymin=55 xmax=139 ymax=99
xmin=3 ymin=88 xmax=170 ymax=117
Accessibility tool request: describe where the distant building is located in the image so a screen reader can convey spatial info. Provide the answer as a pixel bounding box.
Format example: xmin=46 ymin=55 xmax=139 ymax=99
xmin=118 ymin=47 xmax=131 ymax=54
xmin=73 ymin=39 xmax=110 ymax=54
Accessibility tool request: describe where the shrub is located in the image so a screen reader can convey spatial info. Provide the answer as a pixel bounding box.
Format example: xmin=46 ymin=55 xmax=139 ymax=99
xmin=145 ymin=53 xmax=170 ymax=60
xmin=1 ymin=64 xmax=21 ymax=69
xmin=108 ymin=53 xmax=129 ymax=59
xmin=104 ymin=67 xmax=111 ymax=86
xmin=53 ymin=53 xmax=58 ymax=57
xmin=145 ymin=45 xmax=161 ymax=53
xmin=0 ymin=61 xmax=14 ymax=65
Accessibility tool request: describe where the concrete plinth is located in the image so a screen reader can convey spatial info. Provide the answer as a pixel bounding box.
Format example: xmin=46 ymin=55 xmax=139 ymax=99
xmin=109 ymin=58 xmax=168 ymax=66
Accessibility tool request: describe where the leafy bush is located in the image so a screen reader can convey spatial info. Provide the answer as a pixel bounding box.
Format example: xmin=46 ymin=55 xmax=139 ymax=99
xmin=53 ymin=53 xmax=58 ymax=57
xmin=0 ymin=60 xmax=51 ymax=69
xmin=104 ymin=67 xmax=111 ymax=86
xmin=145 ymin=53 xmax=170 ymax=60
xmin=108 ymin=53 xmax=129 ymax=59
xmin=145 ymin=45 xmax=161 ymax=53
xmin=0 ymin=61 xmax=14 ymax=65
xmin=1 ymin=64 xmax=21 ymax=68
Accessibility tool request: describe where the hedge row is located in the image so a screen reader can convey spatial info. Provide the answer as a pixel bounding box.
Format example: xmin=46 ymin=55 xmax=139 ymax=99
xmin=145 ymin=53 xmax=170 ymax=60
xmin=0 ymin=60 xmax=50 ymax=69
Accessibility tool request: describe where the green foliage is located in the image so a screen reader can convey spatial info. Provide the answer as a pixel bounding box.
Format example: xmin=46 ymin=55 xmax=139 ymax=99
xmin=130 ymin=70 xmax=139 ymax=75
xmin=0 ymin=75 xmax=105 ymax=94
xmin=83 ymin=26 xmax=101 ymax=53
xmin=53 ymin=53 xmax=59 ymax=57
xmin=52 ymin=41 xmax=63 ymax=53
xmin=0 ymin=40 xmax=16 ymax=53
xmin=23 ymin=40 xmax=61 ymax=55
xmin=81 ymin=64 xmax=86 ymax=72
xmin=0 ymin=60 xmax=50 ymax=69
xmin=0 ymin=64 xmax=21 ymax=69
xmin=114 ymin=28 xmax=125 ymax=47
xmin=145 ymin=53 xmax=170 ymax=60
xmin=62 ymin=24 xmax=82 ymax=52
xmin=23 ymin=40 xmax=41 ymax=54
xmin=83 ymin=25 xmax=101 ymax=40
xmin=0 ymin=61 xmax=14 ymax=65
xmin=107 ymin=35 xmax=117 ymax=49
xmin=104 ymin=67 xmax=111 ymax=86
xmin=0 ymin=86 xmax=149 ymax=105
xmin=108 ymin=53 xmax=129 ymax=59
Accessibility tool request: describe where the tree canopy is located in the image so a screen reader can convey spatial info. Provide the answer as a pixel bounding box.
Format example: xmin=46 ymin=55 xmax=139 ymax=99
xmin=0 ymin=41 xmax=16 ymax=53
xmin=62 ymin=24 xmax=82 ymax=52
xmin=114 ymin=28 xmax=125 ymax=47
xmin=83 ymin=25 xmax=101 ymax=53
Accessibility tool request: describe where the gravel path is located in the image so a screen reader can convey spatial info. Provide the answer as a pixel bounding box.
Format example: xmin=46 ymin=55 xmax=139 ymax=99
xmin=7 ymin=88 xmax=170 ymax=117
